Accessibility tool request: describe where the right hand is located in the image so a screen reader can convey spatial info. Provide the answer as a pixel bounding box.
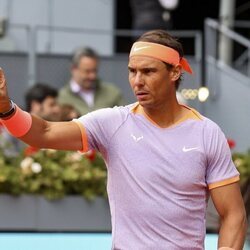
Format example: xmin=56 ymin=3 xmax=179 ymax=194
xmin=0 ymin=68 xmax=11 ymax=113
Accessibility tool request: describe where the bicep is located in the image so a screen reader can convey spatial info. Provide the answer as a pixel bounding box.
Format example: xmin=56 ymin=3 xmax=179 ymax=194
xmin=20 ymin=115 xmax=83 ymax=151
xmin=210 ymin=182 xmax=245 ymax=218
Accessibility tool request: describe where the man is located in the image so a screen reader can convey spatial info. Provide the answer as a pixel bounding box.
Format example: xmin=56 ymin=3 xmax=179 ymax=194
xmin=0 ymin=30 xmax=247 ymax=249
xmin=25 ymin=83 xmax=61 ymax=121
xmin=58 ymin=47 xmax=126 ymax=115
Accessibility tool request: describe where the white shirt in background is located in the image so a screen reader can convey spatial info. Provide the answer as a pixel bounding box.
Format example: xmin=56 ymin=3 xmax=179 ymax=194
xmin=70 ymin=80 xmax=95 ymax=108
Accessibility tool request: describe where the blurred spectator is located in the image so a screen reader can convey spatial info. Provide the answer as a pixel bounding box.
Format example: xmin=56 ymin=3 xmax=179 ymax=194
xmin=0 ymin=83 xmax=61 ymax=156
xmin=0 ymin=121 xmax=23 ymax=156
xmin=60 ymin=104 xmax=80 ymax=121
xmin=25 ymin=83 xmax=61 ymax=121
xmin=130 ymin=0 xmax=179 ymax=30
xmin=58 ymin=47 xmax=126 ymax=116
xmin=23 ymin=83 xmax=62 ymax=155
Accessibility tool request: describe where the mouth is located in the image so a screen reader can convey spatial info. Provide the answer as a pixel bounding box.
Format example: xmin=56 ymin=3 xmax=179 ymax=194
xmin=135 ymin=91 xmax=149 ymax=100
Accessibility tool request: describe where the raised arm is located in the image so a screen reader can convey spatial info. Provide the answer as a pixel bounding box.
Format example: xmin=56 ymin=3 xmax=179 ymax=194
xmin=0 ymin=68 xmax=83 ymax=151
xmin=211 ymin=182 xmax=247 ymax=250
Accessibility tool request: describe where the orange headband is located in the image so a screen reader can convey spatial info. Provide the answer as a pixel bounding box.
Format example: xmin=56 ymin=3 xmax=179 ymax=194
xmin=129 ymin=41 xmax=193 ymax=74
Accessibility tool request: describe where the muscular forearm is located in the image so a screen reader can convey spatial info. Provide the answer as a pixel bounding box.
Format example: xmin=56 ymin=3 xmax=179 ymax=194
xmin=218 ymin=213 xmax=247 ymax=250
xmin=20 ymin=115 xmax=82 ymax=151
xmin=1 ymin=105 xmax=82 ymax=151
xmin=20 ymin=114 xmax=51 ymax=148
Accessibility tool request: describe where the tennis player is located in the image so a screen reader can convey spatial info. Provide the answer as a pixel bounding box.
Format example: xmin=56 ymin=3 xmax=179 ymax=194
xmin=0 ymin=30 xmax=247 ymax=249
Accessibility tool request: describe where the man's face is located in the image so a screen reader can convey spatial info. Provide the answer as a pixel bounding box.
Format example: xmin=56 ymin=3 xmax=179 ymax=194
xmin=71 ymin=56 xmax=98 ymax=90
xmin=32 ymin=96 xmax=61 ymax=121
xmin=128 ymin=56 xmax=180 ymax=109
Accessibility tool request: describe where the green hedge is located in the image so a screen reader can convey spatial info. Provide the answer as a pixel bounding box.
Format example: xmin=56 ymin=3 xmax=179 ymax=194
xmin=0 ymin=147 xmax=107 ymax=200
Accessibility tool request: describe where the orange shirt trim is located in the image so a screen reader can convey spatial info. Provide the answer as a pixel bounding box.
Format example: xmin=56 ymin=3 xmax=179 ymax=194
xmin=208 ymin=176 xmax=240 ymax=190
xmin=72 ymin=120 xmax=89 ymax=153
xmin=130 ymin=102 xmax=203 ymax=128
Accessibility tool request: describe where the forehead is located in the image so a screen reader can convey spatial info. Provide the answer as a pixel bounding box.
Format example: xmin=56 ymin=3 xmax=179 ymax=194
xmin=78 ymin=56 xmax=98 ymax=67
xmin=128 ymin=55 xmax=165 ymax=68
xmin=43 ymin=96 xmax=57 ymax=104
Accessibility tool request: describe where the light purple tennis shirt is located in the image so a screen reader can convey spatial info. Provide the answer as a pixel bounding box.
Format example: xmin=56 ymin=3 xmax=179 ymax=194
xmin=75 ymin=103 xmax=239 ymax=250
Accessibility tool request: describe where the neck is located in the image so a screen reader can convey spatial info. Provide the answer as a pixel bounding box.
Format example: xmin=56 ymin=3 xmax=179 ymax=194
xmin=71 ymin=79 xmax=97 ymax=91
xmin=142 ymin=96 xmax=187 ymax=128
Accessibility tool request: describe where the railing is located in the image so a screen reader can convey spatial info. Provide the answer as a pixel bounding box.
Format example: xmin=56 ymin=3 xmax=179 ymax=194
xmin=234 ymin=20 xmax=250 ymax=68
xmin=205 ymin=18 xmax=250 ymax=77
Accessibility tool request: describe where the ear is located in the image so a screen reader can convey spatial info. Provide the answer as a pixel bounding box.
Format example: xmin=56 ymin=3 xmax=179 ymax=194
xmin=71 ymin=65 xmax=77 ymax=73
xmin=170 ymin=65 xmax=182 ymax=82
xmin=30 ymin=101 xmax=41 ymax=113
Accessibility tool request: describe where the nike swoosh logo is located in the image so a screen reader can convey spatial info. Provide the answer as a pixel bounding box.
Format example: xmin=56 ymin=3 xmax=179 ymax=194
xmin=182 ymin=146 xmax=199 ymax=152
xmin=133 ymin=46 xmax=149 ymax=52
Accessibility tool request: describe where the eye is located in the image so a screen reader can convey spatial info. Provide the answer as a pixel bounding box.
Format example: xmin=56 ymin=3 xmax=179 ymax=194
xmin=143 ymin=68 xmax=156 ymax=74
xmin=128 ymin=68 xmax=136 ymax=74
xmin=144 ymin=69 xmax=151 ymax=74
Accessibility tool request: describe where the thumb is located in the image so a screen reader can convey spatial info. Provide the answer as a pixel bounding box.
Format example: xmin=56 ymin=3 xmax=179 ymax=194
xmin=0 ymin=67 xmax=10 ymax=103
xmin=0 ymin=67 xmax=8 ymax=94
xmin=0 ymin=67 xmax=7 ymax=88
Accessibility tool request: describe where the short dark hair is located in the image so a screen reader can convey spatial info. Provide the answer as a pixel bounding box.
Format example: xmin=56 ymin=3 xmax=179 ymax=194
xmin=71 ymin=47 xmax=99 ymax=67
xmin=136 ymin=30 xmax=184 ymax=90
xmin=25 ymin=83 xmax=58 ymax=112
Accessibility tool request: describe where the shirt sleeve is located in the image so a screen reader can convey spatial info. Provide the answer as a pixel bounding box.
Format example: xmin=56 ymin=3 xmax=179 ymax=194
xmin=204 ymin=121 xmax=239 ymax=190
xmin=73 ymin=106 xmax=126 ymax=156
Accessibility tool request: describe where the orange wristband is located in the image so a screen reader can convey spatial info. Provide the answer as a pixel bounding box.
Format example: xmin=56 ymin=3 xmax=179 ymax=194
xmin=0 ymin=105 xmax=32 ymax=137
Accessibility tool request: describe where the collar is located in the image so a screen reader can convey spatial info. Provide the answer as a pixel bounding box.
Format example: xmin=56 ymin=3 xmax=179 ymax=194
xmin=70 ymin=80 xmax=82 ymax=94
xmin=70 ymin=79 xmax=100 ymax=93
xmin=130 ymin=102 xmax=202 ymax=128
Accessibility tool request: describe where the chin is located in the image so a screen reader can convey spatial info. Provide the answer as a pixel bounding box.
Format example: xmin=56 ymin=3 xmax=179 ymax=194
xmin=138 ymin=100 xmax=153 ymax=108
xmin=80 ymin=80 xmax=95 ymax=89
xmin=82 ymin=84 xmax=93 ymax=90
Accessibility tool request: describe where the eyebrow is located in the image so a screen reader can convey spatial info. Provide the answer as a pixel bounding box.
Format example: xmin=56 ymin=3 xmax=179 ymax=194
xmin=128 ymin=66 xmax=157 ymax=71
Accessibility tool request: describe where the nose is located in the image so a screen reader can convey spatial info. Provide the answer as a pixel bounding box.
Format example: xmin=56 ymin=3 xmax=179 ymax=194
xmin=86 ymin=72 xmax=96 ymax=81
xmin=134 ymin=72 xmax=144 ymax=86
xmin=53 ymin=104 xmax=61 ymax=114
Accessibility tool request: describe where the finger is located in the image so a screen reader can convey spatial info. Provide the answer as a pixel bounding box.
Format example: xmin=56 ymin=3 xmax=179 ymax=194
xmin=0 ymin=67 xmax=6 ymax=88
xmin=0 ymin=68 xmax=9 ymax=103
